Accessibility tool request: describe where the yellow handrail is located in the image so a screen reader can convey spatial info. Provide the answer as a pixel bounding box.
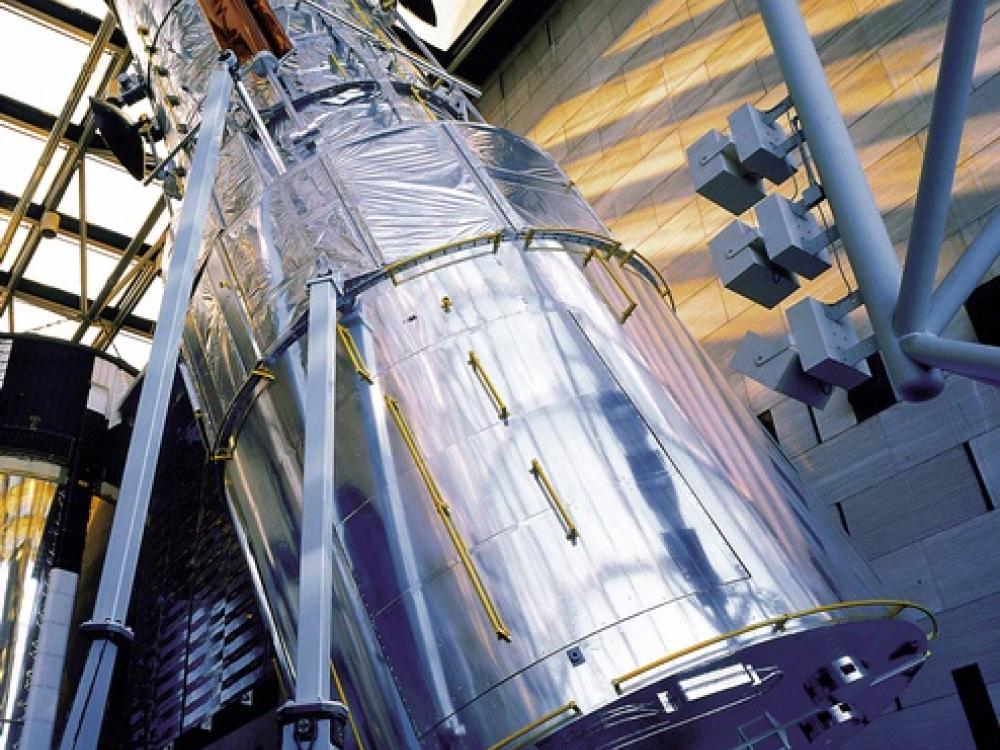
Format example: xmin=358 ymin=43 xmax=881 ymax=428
xmin=468 ymin=350 xmax=510 ymax=421
xmin=485 ymin=701 xmax=581 ymax=750
xmin=337 ymin=324 xmax=373 ymax=383
xmin=611 ymin=598 xmax=938 ymax=694
xmin=385 ymin=232 xmax=503 ymax=284
xmin=583 ymin=248 xmax=638 ymax=323
xmin=530 ymin=459 xmax=579 ymax=541
xmin=384 ymin=395 xmax=511 ymax=641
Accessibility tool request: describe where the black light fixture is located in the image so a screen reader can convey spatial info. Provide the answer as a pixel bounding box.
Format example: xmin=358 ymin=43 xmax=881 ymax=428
xmin=89 ymin=97 xmax=148 ymax=181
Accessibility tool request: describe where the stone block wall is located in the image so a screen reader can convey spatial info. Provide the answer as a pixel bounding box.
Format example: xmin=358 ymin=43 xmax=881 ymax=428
xmin=478 ymin=1 xmax=1000 ymax=747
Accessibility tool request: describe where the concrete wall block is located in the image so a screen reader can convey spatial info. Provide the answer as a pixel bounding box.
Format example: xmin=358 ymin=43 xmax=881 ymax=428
xmin=770 ymin=397 xmax=820 ymax=456
xmin=795 ymin=414 xmax=894 ymax=504
xmin=947 ymin=376 xmax=1000 ymax=441
xmin=877 ymin=394 xmax=964 ymax=470
xmin=969 ymin=426 xmax=1000 ymax=506
xmin=923 ymin=509 xmax=1000 ymax=609
xmin=812 ymin=387 xmax=858 ymax=443
xmin=839 ymin=446 xmax=987 ymax=558
xmin=870 ymin=540 xmax=944 ymax=613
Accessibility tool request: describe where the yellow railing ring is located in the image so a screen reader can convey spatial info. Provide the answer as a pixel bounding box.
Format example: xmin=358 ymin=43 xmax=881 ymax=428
xmin=485 ymin=701 xmax=581 ymax=750
xmin=611 ymin=598 xmax=937 ymax=694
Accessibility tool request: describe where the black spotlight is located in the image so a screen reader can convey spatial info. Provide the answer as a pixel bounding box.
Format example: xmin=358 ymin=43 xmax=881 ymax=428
xmin=399 ymin=0 xmax=437 ymax=26
xmin=89 ymin=97 xmax=147 ymax=181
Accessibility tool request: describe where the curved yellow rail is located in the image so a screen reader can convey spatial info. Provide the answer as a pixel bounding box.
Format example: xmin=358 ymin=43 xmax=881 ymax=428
xmin=611 ymin=598 xmax=937 ymax=694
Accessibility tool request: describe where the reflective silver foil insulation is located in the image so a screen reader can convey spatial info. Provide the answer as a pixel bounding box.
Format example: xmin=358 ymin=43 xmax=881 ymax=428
xmin=106 ymin=1 xmax=924 ymax=747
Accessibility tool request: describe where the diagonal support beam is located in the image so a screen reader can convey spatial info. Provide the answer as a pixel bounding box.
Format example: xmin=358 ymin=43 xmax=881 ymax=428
xmin=926 ymin=208 xmax=1000 ymax=335
xmin=57 ymin=55 xmax=235 ymax=750
xmin=71 ymin=196 xmax=166 ymax=343
xmin=901 ymin=332 xmax=1000 ymax=386
xmin=896 ymin=0 xmax=986 ymax=336
xmin=0 ymin=189 xmax=152 ymax=257
xmin=0 ymin=13 xmax=116 ymax=265
xmin=757 ymin=0 xmax=942 ymax=401
xmin=3 ymin=0 xmax=128 ymax=49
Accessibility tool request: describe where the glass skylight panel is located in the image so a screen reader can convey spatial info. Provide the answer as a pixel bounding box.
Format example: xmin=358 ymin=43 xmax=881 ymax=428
xmin=399 ymin=0 xmax=491 ymax=51
xmin=8 ymin=298 xmax=74 ymax=339
xmin=131 ymin=276 xmax=163 ymax=320
xmin=0 ymin=10 xmax=92 ymax=116
xmin=23 ymin=235 xmax=82 ymax=296
xmin=0 ymin=219 xmax=32 ymax=273
xmin=58 ymin=157 xmax=163 ymax=237
xmin=111 ymin=330 xmax=151 ymax=368
xmin=0 ymin=126 xmax=64 ymax=202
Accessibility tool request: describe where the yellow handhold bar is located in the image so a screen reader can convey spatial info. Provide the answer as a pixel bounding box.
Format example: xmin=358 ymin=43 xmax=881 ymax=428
xmin=530 ymin=459 xmax=579 ymax=541
xmin=468 ymin=350 xmax=510 ymax=421
xmin=384 ymin=395 xmax=511 ymax=641
xmin=337 ymin=324 xmax=373 ymax=383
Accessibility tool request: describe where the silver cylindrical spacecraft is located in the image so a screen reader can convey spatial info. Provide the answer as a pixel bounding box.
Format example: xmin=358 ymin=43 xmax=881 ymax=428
xmin=107 ymin=0 xmax=934 ymax=746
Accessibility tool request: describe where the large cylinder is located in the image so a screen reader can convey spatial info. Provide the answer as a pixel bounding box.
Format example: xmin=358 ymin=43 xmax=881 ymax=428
xmin=109 ymin=1 xmax=933 ymax=747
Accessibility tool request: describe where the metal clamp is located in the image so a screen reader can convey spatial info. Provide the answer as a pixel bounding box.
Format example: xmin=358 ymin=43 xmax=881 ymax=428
xmin=277 ymin=700 xmax=349 ymax=749
xmin=485 ymin=701 xmax=582 ymax=750
xmin=79 ymin=619 xmax=135 ymax=646
xmin=530 ymin=459 xmax=579 ymax=541
xmin=468 ymin=350 xmax=510 ymax=421
xmin=385 ymin=395 xmax=511 ymax=641
xmin=583 ymin=248 xmax=638 ymax=323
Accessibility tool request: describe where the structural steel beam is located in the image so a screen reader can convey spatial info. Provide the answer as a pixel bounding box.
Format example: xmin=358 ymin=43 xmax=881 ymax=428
xmin=0 ymin=189 xmax=151 ymax=257
xmin=896 ymin=0 xmax=986 ymax=337
xmin=927 ymin=208 xmax=1000 ymax=335
xmin=2 ymin=0 xmax=128 ymax=49
xmin=757 ymin=0 xmax=943 ymax=401
xmin=901 ymin=332 xmax=1000 ymax=386
xmin=0 ymin=270 xmax=155 ymax=337
xmin=58 ymin=56 xmax=234 ymax=750
xmin=0 ymin=94 xmax=114 ymax=163
xmin=0 ymin=34 xmax=129 ymax=315
xmin=279 ymin=269 xmax=346 ymax=750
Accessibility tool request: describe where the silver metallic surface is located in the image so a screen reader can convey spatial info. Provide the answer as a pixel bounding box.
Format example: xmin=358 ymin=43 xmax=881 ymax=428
xmin=896 ymin=0 xmax=985 ymax=338
xmin=59 ymin=58 xmax=237 ymax=750
xmin=105 ymin=0 xmax=925 ymax=746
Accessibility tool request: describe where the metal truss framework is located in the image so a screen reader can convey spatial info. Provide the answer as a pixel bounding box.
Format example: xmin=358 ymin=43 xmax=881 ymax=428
xmin=0 ymin=0 xmax=156 ymax=350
